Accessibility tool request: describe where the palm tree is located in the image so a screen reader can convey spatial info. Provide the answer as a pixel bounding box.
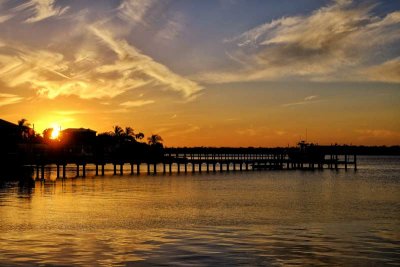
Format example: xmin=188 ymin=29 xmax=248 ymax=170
xmin=147 ymin=134 xmax=163 ymax=146
xmin=135 ymin=132 xmax=144 ymax=141
xmin=18 ymin=118 xmax=32 ymax=140
xmin=113 ymin=125 xmax=124 ymax=137
xmin=124 ymin=127 xmax=135 ymax=141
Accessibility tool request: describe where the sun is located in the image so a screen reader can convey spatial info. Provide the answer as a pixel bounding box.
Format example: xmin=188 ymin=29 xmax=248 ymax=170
xmin=50 ymin=124 xmax=61 ymax=139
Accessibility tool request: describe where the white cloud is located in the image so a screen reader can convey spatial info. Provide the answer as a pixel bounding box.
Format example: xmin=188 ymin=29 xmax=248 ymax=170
xmin=282 ymin=95 xmax=320 ymax=107
xmin=11 ymin=0 xmax=69 ymax=23
xmin=118 ymin=0 xmax=155 ymax=26
xmin=361 ymin=58 xmax=400 ymax=83
xmin=0 ymin=93 xmax=23 ymax=107
xmin=120 ymin=100 xmax=155 ymax=108
xmin=198 ymin=1 xmax=400 ymax=83
xmin=90 ymin=25 xmax=202 ymax=99
xmin=0 ymin=23 xmax=202 ymax=100
xmin=304 ymin=95 xmax=318 ymax=101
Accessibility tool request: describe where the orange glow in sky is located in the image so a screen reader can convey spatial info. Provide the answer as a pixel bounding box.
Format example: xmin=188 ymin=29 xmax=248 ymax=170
xmin=0 ymin=0 xmax=399 ymax=147
xmin=50 ymin=124 xmax=61 ymax=140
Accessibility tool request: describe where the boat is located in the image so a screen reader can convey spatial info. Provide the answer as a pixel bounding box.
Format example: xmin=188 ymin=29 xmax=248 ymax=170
xmin=288 ymin=141 xmax=325 ymax=162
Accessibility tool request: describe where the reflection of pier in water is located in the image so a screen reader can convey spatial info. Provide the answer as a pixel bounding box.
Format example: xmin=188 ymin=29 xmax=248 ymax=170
xmin=29 ymin=147 xmax=357 ymax=179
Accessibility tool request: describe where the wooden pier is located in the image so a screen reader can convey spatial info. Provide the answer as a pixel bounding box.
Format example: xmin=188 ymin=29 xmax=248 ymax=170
xmin=28 ymin=147 xmax=357 ymax=179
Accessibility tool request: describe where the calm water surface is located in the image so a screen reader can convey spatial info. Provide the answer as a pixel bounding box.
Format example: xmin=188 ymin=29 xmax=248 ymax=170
xmin=0 ymin=156 xmax=399 ymax=266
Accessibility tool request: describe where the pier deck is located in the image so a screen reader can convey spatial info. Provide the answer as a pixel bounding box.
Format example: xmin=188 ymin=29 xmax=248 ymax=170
xmin=26 ymin=147 xmax=357 ymax=179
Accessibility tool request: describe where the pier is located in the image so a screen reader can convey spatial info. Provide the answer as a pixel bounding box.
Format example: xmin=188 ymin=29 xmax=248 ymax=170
xmin=27 ymin=147 xmax=357 ymax=179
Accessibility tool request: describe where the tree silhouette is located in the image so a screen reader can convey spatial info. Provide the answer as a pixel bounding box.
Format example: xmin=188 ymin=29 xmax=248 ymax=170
xmin=147 ymin=134 xmax=163 ymax=146
xmin=43 ymin=128 xmax=53 ymax=142
xmin=18 ymin=118 xmax=32 ymax=140
xmin=113 ymin=125 xmax=124 ymax=137
xmin=135 ymin=132 xmax=144 ymax=140
xmin=124 ymin=127 xmax=136 ymax=142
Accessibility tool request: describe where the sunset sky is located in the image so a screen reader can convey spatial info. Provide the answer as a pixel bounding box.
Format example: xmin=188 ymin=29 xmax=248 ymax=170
xmin=0 ymin=0 xmax=399 ymax=147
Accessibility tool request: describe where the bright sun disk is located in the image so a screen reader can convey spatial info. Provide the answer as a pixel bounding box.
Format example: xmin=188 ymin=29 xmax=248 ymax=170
xmin=50 ymin=124 xmax=61 ymax=139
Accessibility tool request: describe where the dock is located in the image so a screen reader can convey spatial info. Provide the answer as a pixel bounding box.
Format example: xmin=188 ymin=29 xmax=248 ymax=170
xmin=27 ymin=147 xmax=357 ymax=179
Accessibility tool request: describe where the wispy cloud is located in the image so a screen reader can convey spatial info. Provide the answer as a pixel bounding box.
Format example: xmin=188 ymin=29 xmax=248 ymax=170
xmin=10 ymin=0 xmax=69 ymax=23
xmin=282 ymin=95 xmax=320 ymax=107
xmin=118 ymin=0 xmax=155 ymax=26
xmin=120 ymin=100 xmax=155 ymax=108
xmin=356 ymin=129 xmax=400 ymax=144
xmin=197 ymin=0 xmax=400 ymax=83
xmin=53 ymin=110 xmax=89 ymax=116
xmin=0 ymin=93 xmax=23 ymax=107
xmin=0 ymin=23 xmax=202 ymax=101
xmin=0 ymin=14 xmax=12 ymax=23
xmin=361 ymin=58 xmax=400 ymax=83
xmin=90 ymin=25 xmax=202 ymax=99
xmin=155 ymin=12 xmax=185 ymax=41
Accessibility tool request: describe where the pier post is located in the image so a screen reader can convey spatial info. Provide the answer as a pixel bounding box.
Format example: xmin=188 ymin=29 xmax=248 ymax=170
xmin=82 ymin=164 xmax=86 ymax=177
xmin=192 ymin=163 xmax=195 ymax=173
xmin=335 ymin=155 xmax=338 ymax=170
xmin=220 ymin=163 xmax=223 ymax=172
xmin=213 ymin=163 xmax=216 ymax=172
xmin=169 ymin=164 xmax=172 ymax=174
xmin=163 ymin=163 xmax=166 ymax=174
xmin=36 ymin=165 xmax=39 ymax=179
xmin=206 ymin=163 xmax=209 ymax=173
xmin=95 ymin=164 xmax=99 ymax=176
xmin=56 ymin=164 xmax=60 ymax=178
xmin=240 ymin=163 xmax=242 ymax=171
xmin=137 ymin=163 xmax=140 ymax=174
xmin=63 ymin=164 xmax=66 ymax=178
xmin=76 ymin=164 xmax=79 ymax=177
xmin=199 ymin=163 xmax=202 ymax=173
xmin=147 ymin=163 xmax=150 ymax=174
xmin=154 ymin=163 xmax=157 ymax=174
xmin=345 ymin=154 xmax=348 ymax=170
xmin=113 ymin=164 xmax=117 ymax=175
xmin=354 ymin=154 xmax=357 ymax=170
xmin=120 ymin=164 xmax=123 ymax=175
xmin=130 ymin=163 xmax=134 ymax=175
xmin=177 ymin=163 xmax=180 ymax=173
xmin=41 ymin=165 xmax=45 ymax=179
xmin=101 ymin=164 xmax=105 ymax=176
xmin=184 ymin=163 xmax=187 ymax=173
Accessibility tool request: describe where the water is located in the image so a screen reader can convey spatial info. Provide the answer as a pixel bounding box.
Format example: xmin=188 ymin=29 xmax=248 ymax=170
xmin=0 ymin=156 xmax=399 ymax=266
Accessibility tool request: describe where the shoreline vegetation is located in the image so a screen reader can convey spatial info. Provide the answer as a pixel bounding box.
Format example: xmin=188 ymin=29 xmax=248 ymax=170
xmin=1 ymin=118 xmax=400 ymax=182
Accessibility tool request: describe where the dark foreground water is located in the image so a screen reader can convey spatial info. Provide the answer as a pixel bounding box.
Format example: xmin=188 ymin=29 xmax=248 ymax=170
xmin=0 ymin=156 xmax=399 ymax=266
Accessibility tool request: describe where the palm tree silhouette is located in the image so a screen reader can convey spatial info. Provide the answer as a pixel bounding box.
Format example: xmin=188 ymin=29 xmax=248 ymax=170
xmin=124 ymin=127 xmax=136 ymax=142
xmin=18 ymin=118 xmax=32 ymax=140
xmin=113 ymin=126 xmax=124 ymax=137
xmin=147 ymin=134 xmax=163 ymax=146
xmin=135 ymin=132 xmax=145 ymax=140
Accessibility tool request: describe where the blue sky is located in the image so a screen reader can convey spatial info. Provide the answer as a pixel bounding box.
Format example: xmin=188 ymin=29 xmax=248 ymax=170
xmin=0 ymin=0 xmax=399 ymax=146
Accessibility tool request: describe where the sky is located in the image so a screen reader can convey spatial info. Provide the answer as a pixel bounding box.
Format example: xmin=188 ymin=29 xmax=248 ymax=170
xmin=0 ymin=0 xmax=399 ymax=147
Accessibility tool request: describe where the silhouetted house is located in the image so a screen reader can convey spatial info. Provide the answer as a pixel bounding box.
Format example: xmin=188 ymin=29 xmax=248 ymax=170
xmin=0 ymin=119 xmax=19 ymax=156
xmin=60 ymin=128 xmax=96 ymax=156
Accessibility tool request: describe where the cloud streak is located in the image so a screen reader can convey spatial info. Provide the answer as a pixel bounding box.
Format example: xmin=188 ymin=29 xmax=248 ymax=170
xmin=90 ymin=25 xmax=202 ymax=99
xmin=282 ymin=95 xmax=320 ymax=107
xmin=0 ymin=93 xmax=23 ymax=107
xmin=197 ymin=0 xmax=400 ymax=83
xmin=0 ymin=25 xmax=202 ymax=101
xmin=10 ymin=0 xmax=69 ymax=23
xmin=120 ymin=100 xmax=155 ymax=108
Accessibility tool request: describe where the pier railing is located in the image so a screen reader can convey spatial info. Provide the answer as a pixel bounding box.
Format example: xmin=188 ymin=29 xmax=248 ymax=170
xmin=19 ymin=146 xmax=357 ymax=179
